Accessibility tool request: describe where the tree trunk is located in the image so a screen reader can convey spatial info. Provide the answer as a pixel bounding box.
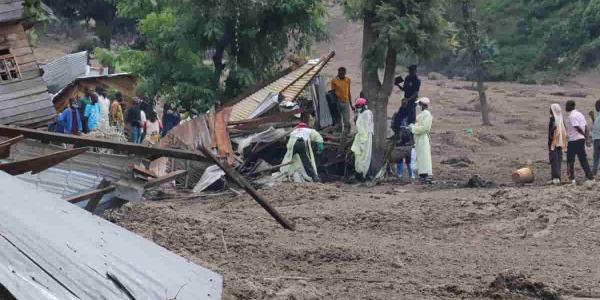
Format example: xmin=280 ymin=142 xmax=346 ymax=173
xmin=461 ymin=0 xmax=491 ymax=125
xmin=212 ymin=23 xmax=233 ymax=91
xmin=362 ymin=14 xmax=398 ymax=174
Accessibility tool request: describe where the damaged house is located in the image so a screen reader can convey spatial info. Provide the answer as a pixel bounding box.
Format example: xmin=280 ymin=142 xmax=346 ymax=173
xmin=0 ymin=0 xmax=54 ymax=128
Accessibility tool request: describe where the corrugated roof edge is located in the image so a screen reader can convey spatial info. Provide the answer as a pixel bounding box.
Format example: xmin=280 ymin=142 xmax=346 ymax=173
xmin=51 ymin=73 xmax=136 ymax=104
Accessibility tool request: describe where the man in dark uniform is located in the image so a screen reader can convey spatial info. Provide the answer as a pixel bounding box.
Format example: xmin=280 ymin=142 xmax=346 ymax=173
xmin=395 ymin=65 xmax=421 ymax=125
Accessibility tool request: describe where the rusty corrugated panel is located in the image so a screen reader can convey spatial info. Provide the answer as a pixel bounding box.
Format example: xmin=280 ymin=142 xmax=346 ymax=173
xmin=214 ymin=107 xmax=235 ymax=166
xmin=229 ymin=51 xmax=335 ymax=122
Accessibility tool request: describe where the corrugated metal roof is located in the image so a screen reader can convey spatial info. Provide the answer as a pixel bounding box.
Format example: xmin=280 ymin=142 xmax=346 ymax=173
xmin=42 ymin=51 xmax=88 ymax=93
xmin=0 ymin=171 xmax=223 ymax=299
xmin=229 ymin=51 xmax=335 ymax=122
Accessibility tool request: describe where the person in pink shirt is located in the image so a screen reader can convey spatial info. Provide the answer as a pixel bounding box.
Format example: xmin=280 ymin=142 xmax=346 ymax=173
xmin=565 ymin=100 xmax=594 ymax=183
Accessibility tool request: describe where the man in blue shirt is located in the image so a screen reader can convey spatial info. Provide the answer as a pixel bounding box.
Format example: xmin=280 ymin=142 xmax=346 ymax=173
xmin=56 ymin=98 xmax=82 ymax=135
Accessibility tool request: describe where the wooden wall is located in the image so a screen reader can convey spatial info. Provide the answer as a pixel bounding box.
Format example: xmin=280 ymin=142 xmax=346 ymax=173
xmin=0 ymin=22 xmax=54 ymax=128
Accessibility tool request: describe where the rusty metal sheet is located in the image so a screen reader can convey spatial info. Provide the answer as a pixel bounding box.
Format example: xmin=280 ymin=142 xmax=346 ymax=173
xmin=0 ymin=147 xmax=89 ymax=175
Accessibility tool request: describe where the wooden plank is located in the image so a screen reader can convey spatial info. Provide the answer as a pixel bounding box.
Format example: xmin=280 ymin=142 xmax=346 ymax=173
xmin=0 ymin=125 xmax=212 ymax=163
xmin=0 ymin=134 xmax=22 ymax=158
xmin=65 ymin=184 xmax=115 ymax=204
xmin=199 ymin=146 xmax=295 ymax=231
xmin=0 ymin=76 xmax=46 ymax=95
xmin=0 ymin=104 xmax=55 ymax=124
xmin=144 ymin=170 xmax=188 ymax=189
xmin=0 ymin=94 xmax=53 ymax=118
xmin=85 ymin=179 xmax=113 ymax=213
xmin=132 ymin=165 xmax=158 ymax=178
xmin=0 ymin=147 xmax=89 ymax=175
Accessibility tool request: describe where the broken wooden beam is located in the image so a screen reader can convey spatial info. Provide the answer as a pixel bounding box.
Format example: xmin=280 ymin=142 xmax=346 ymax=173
xmin=0 ymin=135 xmax=24 ymax=159
xmin=131 ymin=165 xmax=158 ymax=178
xmin=85 ymin=179 xmax=113 ymax=213
xmin=145 ymin=170 xmax=188 ymax=189
xmin=66 ymin=185 xmax=116 ymax=204
xmin=0 ymin=147 xmax=89 ymax=175
xmin=0 ymin=125 xmax=209 ymax=163
xmin=199 ymin=146 xmax=295 ymax=231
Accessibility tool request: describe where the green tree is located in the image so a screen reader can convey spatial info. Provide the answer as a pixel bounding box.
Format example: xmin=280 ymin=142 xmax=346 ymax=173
xmin=460 ymin=0 xmax=491 ymax=125
xmin=44 ymin=0 xmax=136 ymax=48
xmin=344 ymin=0 xmax=453 ymax=171
xmin=114 ymin=0 xmax=326 ymax=110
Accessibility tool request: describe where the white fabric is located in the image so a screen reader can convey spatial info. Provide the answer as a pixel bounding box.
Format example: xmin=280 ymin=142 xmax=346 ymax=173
xmin=234 ymin=127 xmax=289 ymax=157
xmin=551 ymin=103 xmax=566 ymax=148
xmin=97 ymin=95 xmax=111 ymax=130
xmin=193 ymin=165 xmax=225 ymax=193
xmin=351 ymin=109 xmax=374 ymax=176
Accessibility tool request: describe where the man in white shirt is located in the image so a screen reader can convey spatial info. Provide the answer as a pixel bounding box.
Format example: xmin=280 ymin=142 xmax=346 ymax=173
xmin=565 ymin=100 xmax=594 ymax=183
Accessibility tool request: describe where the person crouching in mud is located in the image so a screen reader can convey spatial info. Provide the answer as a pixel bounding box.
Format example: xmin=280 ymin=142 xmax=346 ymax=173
xmin=409 ymin=97 xmax=433 ymax=184
xmin=280 ymin=122 xmax=324 ymax=182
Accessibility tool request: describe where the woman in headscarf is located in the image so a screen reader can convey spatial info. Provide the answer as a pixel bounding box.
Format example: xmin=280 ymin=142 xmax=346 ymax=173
xmin=351 ymin=98 xmax=374 ymax=180
xmin=548 ymin=103 xmax=568 ymax=185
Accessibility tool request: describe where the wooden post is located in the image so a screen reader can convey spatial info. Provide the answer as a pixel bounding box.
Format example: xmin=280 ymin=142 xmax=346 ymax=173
xmin=199 ymin=146 xmax=295 ymax=231
xmin=85 ymin=179 xmax=113 ymax=213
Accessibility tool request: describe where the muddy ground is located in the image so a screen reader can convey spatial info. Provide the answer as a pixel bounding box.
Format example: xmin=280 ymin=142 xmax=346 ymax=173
xmin=107 ymin=5 xmax=600 ymax=300
xmin=33 ymin=4 xmax=600 ymax=299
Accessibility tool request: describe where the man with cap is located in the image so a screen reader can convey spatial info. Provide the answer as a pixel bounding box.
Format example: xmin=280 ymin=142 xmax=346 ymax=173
xmin=351 ymin=98 xmax=374 ymax=180
xmin=279 ymin=122 xmax=325 ymax=182
xmin=409 ymin=97 xmax=433 ymax=184
xmin=395 ymin=65 xmax=421 ymax=125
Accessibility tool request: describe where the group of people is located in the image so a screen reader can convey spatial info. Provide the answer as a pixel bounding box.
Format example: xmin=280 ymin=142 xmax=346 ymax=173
xmin=548 ymin=100 xmax=600 ymax=184
xmin=54 ymin=87 xmax=191 ymax=146
xmin=55 ymin=87 xmax=125 ymax=136
xmin=282 ymin=65 xmax=434 ymax=184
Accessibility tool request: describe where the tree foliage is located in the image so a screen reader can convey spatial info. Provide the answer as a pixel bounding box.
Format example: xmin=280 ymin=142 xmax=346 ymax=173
xmin=113 ymin=0 xmax=326 ymax=111
xmin=44 ymin=0 xmax=135 ymax=48
xmin=343 ymin=0 xmax=453 ymax=171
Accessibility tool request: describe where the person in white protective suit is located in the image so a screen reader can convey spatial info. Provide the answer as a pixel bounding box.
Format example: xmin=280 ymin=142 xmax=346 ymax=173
xmin=351 ymin=98 xmax=374 ymax=180
xmin=409 ymin=97 xmax=433 ymax=184
xmin=279 ymin=122 xmax=324 ymax=182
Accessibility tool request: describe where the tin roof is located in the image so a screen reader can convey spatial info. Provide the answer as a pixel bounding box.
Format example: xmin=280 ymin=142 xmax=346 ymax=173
xmin=229 ymin=51 xmax=335 ymax=122
xmin=0 ymin=170 xmax=223 ymax=299
xmin=42 ymin=51 xmax=89 ymax=93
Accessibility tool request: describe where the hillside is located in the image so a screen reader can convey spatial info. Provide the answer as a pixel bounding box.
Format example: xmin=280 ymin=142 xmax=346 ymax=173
xmin=475 ymin=0 xmax=600 ymax=83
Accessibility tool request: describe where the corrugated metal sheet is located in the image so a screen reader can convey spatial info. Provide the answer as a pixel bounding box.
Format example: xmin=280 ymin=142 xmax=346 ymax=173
xmin=0 ymin=171 xmax=223 ymax=299
xmin=11 ymin=140 xmax=143 ymax=198
xmin=0 ymin=0 xmax=24 ymax=24
xmin=42 ymin=51 xmax=88 ymax=93
xmin=229 ymin=51 xmax=335 ymax=122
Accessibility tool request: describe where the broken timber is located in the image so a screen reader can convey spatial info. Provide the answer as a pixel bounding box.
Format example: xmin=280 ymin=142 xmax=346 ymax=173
xmin=144 ymin=170 xmax=188 ymax=189
xmin=0 ymin=135 xmax=24 ymax=159
xmin=0 ymin=125 xmax=209 ymax=162
xmin=0 ymin=147 xmax=89 ymax=175
xmin=66 ymin=185 xmax=116 ymax=204
xmin=199 ymin=146 xmax=296 ymax=231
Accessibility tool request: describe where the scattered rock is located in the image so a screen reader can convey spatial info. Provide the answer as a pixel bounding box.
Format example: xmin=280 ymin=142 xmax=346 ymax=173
xmin=466 ymin=175 xmax=495 ymax=188
xmin=486 ymin=271 xmax=561 ymax=300
xmin=441 ymin=157 xmax=474 ymax=168
xmin=428 ymin=72 xmax=448 ymax=80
